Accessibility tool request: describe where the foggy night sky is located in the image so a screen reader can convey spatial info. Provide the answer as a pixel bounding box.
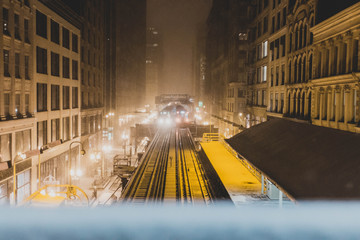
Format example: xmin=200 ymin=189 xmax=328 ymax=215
xmin=147 ymin=0 xmax=212 ymax=95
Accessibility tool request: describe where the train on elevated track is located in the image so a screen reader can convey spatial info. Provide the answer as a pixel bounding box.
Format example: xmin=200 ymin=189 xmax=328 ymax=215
xmin=157 ymin=104 xmax=193 ymax=126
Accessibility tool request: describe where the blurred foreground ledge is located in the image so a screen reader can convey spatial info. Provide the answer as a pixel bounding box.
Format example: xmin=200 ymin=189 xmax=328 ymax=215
xmin=2 ymin=202 xmax=360 ymax=239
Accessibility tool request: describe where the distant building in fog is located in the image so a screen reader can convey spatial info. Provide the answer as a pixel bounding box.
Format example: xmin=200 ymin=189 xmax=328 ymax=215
xmin=145 ymin=27 xmax=163 ymax=109
xmin=192 ymin=25 xmax=207 ymax=108
xmin=113 ymin=0 xmax=146 ymax=115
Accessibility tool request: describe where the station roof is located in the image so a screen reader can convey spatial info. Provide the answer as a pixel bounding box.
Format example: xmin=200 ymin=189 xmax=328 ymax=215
xmin=226 ymin=118 xmax=360 ymax=200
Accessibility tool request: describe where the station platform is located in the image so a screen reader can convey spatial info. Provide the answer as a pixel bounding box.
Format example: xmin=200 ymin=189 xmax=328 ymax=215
xmin=200 ymin=141 xmax=262 ymax=204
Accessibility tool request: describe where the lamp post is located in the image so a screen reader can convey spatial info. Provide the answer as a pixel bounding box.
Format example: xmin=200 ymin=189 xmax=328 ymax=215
xmin=68 ymin=141 xmax=85 ymax=186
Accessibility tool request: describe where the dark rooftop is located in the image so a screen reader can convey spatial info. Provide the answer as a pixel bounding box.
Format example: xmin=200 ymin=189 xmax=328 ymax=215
xmin=226 ymin=118 xmax=360 ymax=200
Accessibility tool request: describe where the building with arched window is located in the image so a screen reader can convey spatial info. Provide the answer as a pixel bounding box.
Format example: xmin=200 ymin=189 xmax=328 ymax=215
xmin=310 ymin=2 xmax=360 ymax=133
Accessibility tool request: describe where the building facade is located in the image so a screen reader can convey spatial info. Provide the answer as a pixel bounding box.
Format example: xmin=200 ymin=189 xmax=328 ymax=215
xmin=204 ymin=0 xmax=360 ymax=135
xmin=310 ymin=2 xmax=360 ymax=133
xmin=146 ymin=27 xmax=162 ymax=110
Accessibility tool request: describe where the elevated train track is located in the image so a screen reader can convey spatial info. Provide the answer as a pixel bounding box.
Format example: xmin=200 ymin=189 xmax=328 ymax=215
xmin=121 ymin=128 xmax=213 ymax=205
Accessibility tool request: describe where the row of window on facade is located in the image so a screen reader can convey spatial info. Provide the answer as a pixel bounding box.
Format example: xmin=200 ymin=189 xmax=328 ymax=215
xmin=3 ymin=8 xmax=30 ymax=43
xmin=0 ymin=169 xmax=30 ymax=205
xmin=3 ymin=92 xmax=30 ymax=119
xmin=249 ymin=89 xmax=267 ymax=107
xmin=3 ymin=50 xmax=30 ymax=79
xmin=81 ymin=68 xmax=102 ymax=88
xmin=37 ymin=84 xmax=78 ymax=112
xmin=289 ymin=17 xmax=314 ymax=53
xmin=37 ymin=115 xmax=79 ymax=148
xmin=80 ymin=46 xmax=102 ymax=68
xmin=257 ymin=5 xmax=287 ymax=38
xmin=315 ymin=39 xmax=359 ymax=79
xmin=270 ymin=64 xmax=285 ymax=86
xmin=313 ymin=88 xmax=357 ymax=123
xmin=36 ymin=10 xmax=78 ymax=52
xmin=36 ymin=47 xmax=78 ymax=79
xmin=257 ymin=0 xmax=284 ymax=14
xmin=227 ymin=88 xmax=246 ymax=98
xmin=81 ymin=114 xmax=102 ymax=136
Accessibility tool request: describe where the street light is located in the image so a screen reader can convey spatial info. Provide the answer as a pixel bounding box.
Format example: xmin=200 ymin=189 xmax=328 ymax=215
xmin=69 ymin=141 xmax=86 ymax=186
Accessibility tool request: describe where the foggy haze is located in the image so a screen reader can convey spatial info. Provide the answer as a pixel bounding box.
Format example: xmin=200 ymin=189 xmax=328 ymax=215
xmin=147 ymin=0 xmax=212 ymax=95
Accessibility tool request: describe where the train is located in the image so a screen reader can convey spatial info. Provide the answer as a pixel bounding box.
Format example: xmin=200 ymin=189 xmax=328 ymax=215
xmin=157 ymin=104 xmax=192 ymax=126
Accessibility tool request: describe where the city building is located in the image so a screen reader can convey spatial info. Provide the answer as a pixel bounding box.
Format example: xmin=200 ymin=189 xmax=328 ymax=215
xmin=146 ymin=27 xmax=162 ymax=109
xmin=0 ymin=0 xmax=34 ymax=205
xmin=310 ymin=1 xmax=360 ymax=133
xmin=0 ymin=0 xmax=82 ymax=205
xmin=33 ymin=0 xmax=82 ymax=196
xmin=204 ymin=0 xmax=359 ymax=135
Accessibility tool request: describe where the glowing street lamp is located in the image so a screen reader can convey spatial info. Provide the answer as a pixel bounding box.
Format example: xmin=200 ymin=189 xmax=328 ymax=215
xmin=68 ymin=141 xmax=86 ymax=186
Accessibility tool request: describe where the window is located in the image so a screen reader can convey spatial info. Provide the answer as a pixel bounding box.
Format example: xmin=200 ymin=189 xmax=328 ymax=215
xmin=4 ymin=93 xmax=10 ymax=117
xmin=15 ymin=130 xmax=31 ymax=154
xmin=72 ymin=33 xmax=78 ymax=52
xmin=72 ymin=115 xmax=78 ymax=138
xmin=277 ymin=12 xmax=281 ymax=30
xmin=62 ymin=117 xmax=70 ymax=142
xmin=281 ymin=64 xmax=285 ymax=85
xmin=262 ymin=90 xmax=266 ymax=106
xmin=37 ymin=83 xmax=47 ymax=112
xmin=81 ymin=116 xmax=88 ymax=135
xmin=24 ymin=0 xmax=29 ymax=7
xmin=25 ymin=56 xmax=30 ymax=79
xmin=3 ymin=8 xmax=9 ymax=36
xmin=51 ymin=85 xmax=60 ymax=111
xmin=37 ymin=120 xmax=47 ymax=147
xmin=261 ymin=65 xmax=267 ymax=82
xmin=36 ymin=47 xmax=47 ymax=74
xmin=24 ymin=19 xmax=30 ymax=43
xmin=262 ymin=41 xmax=268 ymax=57
xmin=276 ymin=66 xmax=279 ymax=86
xmin=51 ymin=20 xmax=59 ymax=44
xmin=15 ymin=94 xmax=20 ymax=116
xmin=51 ymin=119 xmax=60 ymax=142
xmin=238 ymin=89 xmax=245 ymax=98
xmin=51 ymin=52 xmax=59 ymax=76
xmin=62 ymin=27 xmax=70 ymax=49
xmin=36 ymin=10 xmax=47 ymax=39
xmin=257 ymin=22 xmax=261 ymax=37
xmin=81 ymin=47 xmax=84 ymax=62
xmin=0 ymin=133 xmax=11 ymax=162
xmin=14 ymin=14 xmax=20 ymax=40
xmin=3 ymin=50 xmax=10 ymax=77
xmin=25 ymin=94 xmax=29 ymax=114
xmin=15 ymin=53 xmax=20 ymax=78
xmin=62 ymin=57 xmax=70 ymax=78
xmin=72 ymin=87 xmax=78 ymax=108
xmin=72 ymin=60 xmax=78 ymax=80
xmin=81 ymin=69 xmax=84 ymax=84
xmin=263 ymin=16 xmax=268 ymax=33
xmin=16 ymin=170 xmax=30 ymax=204
xmin=63 ymin=86 xmax=70 ymax=109
xmin=282 ymin=7 xmax=287 ymax=26
xmin=271 ymin=16 xmax=275 ymax=33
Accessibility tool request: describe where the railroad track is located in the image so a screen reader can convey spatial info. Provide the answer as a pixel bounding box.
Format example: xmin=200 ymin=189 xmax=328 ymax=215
xmin=121 ymin=128 xmax=212 ymax=206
